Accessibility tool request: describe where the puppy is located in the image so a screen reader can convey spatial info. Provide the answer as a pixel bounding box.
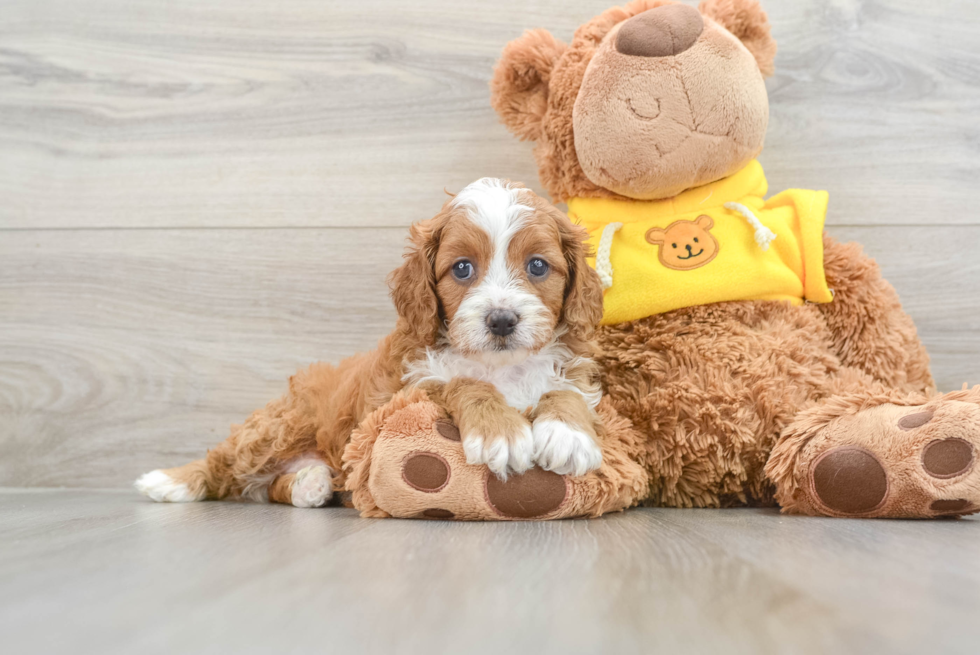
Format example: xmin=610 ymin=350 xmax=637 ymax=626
xmin=135 ymin=178 xmax=605 ymax=508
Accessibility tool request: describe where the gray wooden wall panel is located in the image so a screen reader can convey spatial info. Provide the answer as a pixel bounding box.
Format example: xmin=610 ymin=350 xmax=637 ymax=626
xmin=1 ymin=0 xmax=978 ymax=488
xmin=1 ymin=226 xmax=976 ymax=488
xmin=2 ymin=0 xmax=979 ymax=228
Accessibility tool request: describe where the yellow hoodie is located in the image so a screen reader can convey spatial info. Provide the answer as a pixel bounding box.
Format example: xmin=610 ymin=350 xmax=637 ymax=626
xmin=567 ymin=160 xmax=834 ymax=325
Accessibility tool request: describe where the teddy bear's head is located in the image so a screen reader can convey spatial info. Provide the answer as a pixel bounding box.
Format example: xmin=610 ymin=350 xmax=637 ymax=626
xmin=491 ymin=0 xmax=776 ymax=202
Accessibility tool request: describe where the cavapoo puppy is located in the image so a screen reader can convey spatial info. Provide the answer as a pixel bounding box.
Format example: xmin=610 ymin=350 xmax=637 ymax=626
xmin=136 ymin=178 xmax=606 ymax=507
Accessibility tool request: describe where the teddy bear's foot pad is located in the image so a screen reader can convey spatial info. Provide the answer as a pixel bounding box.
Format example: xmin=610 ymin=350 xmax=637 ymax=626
xmin=408 ymin=466 xmax=568 ymax=521
xmin=799 ymin=392 xmax=980 ymax=518
xmin=346 ymin=398 xmax=648 ymax=521
xmin=372 ymin=410 xmax=575 ymax=520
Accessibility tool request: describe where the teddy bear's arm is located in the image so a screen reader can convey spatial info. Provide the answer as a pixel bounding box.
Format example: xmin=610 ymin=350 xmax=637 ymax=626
xmin=424 ymin=377 xmax=534 ymax=479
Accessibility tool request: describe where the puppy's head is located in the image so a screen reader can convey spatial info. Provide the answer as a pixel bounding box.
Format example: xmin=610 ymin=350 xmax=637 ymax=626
xmin=389 ymin=178 xmax=603 ymax=357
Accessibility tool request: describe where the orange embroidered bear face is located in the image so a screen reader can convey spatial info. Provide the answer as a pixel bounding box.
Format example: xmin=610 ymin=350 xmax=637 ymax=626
xmin=645 ymin=215 xmax=719 ymax=270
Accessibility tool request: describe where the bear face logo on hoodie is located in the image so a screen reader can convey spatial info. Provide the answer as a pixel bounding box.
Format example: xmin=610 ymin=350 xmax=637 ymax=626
xmin=645 ymin=216 xmax=719 ymax=271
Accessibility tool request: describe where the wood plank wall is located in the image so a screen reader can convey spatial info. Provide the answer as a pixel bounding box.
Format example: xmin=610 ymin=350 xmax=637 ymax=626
xmin=1 ymin=0 xmax=978 ymax=487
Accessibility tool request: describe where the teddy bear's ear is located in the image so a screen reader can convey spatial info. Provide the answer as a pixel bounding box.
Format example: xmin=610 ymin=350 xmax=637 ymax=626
xmin=699 ymin=0 xmax=777 ymax=77
xmin=696 ymin=215 xmax=714 ymax=230
xmin=645 ymin=227 xmax=667 ymax=245
xmin=490 ymin=29 xmax=567 ymax=141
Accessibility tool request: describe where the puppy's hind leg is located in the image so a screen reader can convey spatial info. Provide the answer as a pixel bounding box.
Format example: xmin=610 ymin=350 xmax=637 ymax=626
xmin=135 ymin=394 xmax=321 ymax=504
xmin=134 ymin=459 xmax=211 ymax=503
xmin=134 ymin=430 xmax=247 ymax=503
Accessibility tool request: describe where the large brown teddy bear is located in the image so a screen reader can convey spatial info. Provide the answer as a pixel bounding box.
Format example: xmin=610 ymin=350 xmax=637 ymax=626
xmin=484 ymin=0 xmax=980 ymax=518
xmin=342 ymin=0 xmax=980 ymax=520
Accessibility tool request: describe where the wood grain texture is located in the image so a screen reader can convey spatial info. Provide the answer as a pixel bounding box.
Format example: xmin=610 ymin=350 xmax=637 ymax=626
xmin=0 ymin=229 xmax=404 ymax=487
xmin=1 ymin=492 xmax=978 ymax=655
xmin=1 ymin=226 xmax=976 ymax=488
xmin=1 ymin=0 xmax=979 ymax=228
xmin=1 ymin=0 xmax=979 ymax=488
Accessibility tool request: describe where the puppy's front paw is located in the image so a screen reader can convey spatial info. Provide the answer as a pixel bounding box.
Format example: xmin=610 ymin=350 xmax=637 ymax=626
xmin=291 ymin=465 xmax=333 ymax=508
xmin=532 ymin=420 xmax=602 ymax=477
xmin=462 ymin=422 xmax=534 ymax=480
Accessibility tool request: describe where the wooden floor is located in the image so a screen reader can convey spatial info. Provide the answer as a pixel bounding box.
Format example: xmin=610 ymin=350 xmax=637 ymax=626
xmin=2 ymin=1 xmax=980 ymax=652
xmin=2 ymin=490 xmax=979 ymax=655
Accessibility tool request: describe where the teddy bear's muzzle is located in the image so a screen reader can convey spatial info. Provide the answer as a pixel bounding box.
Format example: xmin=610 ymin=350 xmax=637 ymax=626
xmin=615 ymin=3 xmax=704 ymax=58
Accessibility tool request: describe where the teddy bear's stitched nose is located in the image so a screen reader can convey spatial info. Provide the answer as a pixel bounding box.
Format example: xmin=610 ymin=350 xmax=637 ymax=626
xmin=615 ymin=4 xmax=704 ymax=58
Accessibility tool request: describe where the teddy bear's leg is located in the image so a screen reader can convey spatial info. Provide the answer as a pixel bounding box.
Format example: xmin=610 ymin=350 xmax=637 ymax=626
xmin=342 ymin=393 xmax=649 ymax=520
xmin=816 ymin=234 xmax=934 ymax=394
xmin=766 ymin=386 xmax=980 ymax=518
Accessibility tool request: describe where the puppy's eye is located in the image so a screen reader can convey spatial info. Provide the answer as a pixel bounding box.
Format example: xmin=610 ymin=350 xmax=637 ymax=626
xmin=451 ymin=260 xmax=473 ymax=281
xmin=527 ymin=258 xmax=549 ymax=279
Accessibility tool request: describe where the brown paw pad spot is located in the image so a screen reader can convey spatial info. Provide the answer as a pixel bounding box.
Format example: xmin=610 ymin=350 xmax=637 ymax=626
xmin=898 ymin=410 xmax=934 ymax=431
xmin=922 ymin=438 xmax=975 ymax=479
xmin=485 ymin=467 xmax=567 ymax=519
xmin=421 ymin=508 xmax=455 ymax=519
xmin=402 ymin=452 xmax=450 ymax=492
xmin=811 ymin=447 xmax=888 ymax=515
xmin=434 ymin=419 xmax=460 ymax=442
xmin=930 ymin=499 xmax=972 ymax=514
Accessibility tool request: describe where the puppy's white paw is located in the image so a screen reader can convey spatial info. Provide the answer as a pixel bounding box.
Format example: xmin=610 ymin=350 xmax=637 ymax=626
xmin=463 ymin=423 xmax=534 ymax=479
xmin=291 ymin=465 xmax=333 ymax=508
xmin=532 ymin=420 xmax=602 ymax=477
xmin=134 ymin=470 xmax=203 ymax=503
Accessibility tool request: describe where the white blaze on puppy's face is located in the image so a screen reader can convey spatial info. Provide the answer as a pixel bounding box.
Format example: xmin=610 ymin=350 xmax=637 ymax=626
xmin=437 ymin=178 xmax=563 ymax=358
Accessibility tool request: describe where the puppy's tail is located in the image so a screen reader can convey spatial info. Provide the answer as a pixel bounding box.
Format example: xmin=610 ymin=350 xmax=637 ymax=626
xmin=134 ymin=458 xmax=224 ymax=503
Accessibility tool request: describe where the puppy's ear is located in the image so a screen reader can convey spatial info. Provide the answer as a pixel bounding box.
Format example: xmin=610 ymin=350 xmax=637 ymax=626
xmin=699 ymin=0 xmax=777 ymax=77
xmin=554 ymin=211 xmax=604 ymax=342
xmin=490 ymin=29 xmax=567 ymax=141
xmin=387 ymin=213 xmax=445 ymax=346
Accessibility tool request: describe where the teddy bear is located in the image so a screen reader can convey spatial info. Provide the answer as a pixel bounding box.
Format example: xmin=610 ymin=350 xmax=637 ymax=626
xmin=341 ymin=0 xmax=980 ymax=520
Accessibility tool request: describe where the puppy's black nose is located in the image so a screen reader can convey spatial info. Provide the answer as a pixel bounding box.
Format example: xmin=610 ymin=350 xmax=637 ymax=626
xmin=487 ymin=310 xmax=518 ymax=337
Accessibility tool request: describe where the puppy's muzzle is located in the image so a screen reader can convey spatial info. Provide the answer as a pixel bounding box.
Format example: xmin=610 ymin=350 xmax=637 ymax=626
xmin=486 ymin=310 xmax=519 ymax=337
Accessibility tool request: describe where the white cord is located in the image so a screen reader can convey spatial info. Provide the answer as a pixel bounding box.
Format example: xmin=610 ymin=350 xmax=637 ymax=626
xmin=724 ymin=202 xmax=777 ymax=251
xmin=595 ymin=222 xmax=623 ymax=290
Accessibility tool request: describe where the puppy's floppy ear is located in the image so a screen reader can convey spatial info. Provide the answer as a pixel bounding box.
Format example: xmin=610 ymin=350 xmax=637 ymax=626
xmin=699 ymin=0 xmax=777 ymax=77
xmin=490 ymin=29 xmax=567 ymax=142
xmin=553 ymin=210 xmax=604 ymax=342
xmin=387 ymin=212 xmax=446 ymax=346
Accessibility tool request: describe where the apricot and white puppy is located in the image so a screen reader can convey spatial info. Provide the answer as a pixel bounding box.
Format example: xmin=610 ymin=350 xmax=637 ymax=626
xmin=400 ymin=178 xmax=606 ymax=478
xmin=135 ymin=178 xmax=605 ymax=508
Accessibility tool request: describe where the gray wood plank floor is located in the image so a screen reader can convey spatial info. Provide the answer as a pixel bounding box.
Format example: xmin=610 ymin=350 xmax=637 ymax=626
xmin=2 ymin=490 xmax=979 ymax=655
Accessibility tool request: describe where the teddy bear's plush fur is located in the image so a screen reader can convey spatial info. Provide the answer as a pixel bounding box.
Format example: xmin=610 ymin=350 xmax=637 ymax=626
xmin=342 ymin=0 xmax=980 ymax=520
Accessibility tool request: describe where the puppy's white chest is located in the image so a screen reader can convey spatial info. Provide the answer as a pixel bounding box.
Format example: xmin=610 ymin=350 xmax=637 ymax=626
xmin=477 ymin=359 xmax=566 ymax=410
xmin=404 ymin=346 xmax=588 ymax=411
